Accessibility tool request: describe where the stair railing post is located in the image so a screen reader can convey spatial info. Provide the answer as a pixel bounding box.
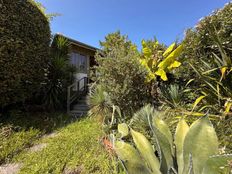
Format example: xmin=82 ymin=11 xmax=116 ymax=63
xmin=77 ymin=79 xmax=80 ymax=94
xmin=84 ymin=77 xmax=87 ymax=93
xmin=67 ymin=86 xmax=71 ymax=114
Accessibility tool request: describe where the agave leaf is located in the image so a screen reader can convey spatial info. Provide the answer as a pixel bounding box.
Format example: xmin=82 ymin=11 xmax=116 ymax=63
xmin=118 ymin=123 xmax=129 ymax=138
xmin=202 ymin=154 xmax=232 ymax=174
xmin=152 ymin=116 xmax=174 ymax=173
xmin=192 ymin=95 xmax=206 ymax=111
xmin=114 ymin=141 xmax=141 ymax=163
xmin=163 ymin=43 xmax=176 ymax=58
xmin=126 ymin=163 xmax=153 ymax=174
xmin=182 ymin=116 xmax=218 ymax=174
xmin=153 ymin=117 xmax=173 ymax=152
xmin=114 ymin=141 xmax=152 ymax=174
xmin=174 ymin=119 xmax=189 ymax=174
xmin=131 ymin=129 xmax=161 ymax=174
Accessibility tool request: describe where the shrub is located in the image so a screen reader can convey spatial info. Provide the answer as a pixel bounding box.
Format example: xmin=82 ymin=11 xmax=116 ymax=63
xmin=182 ymin=3 xmax=232 ymax=75
xmin=93 ymin=32 xmax=152 ymax=115
xmin=0 ymin=0 xmax=51 ymax=107
xmin=180 ymin=3 xmax=232 ymax=150
xmin=96 ymin=47 xmax=151 ymax=115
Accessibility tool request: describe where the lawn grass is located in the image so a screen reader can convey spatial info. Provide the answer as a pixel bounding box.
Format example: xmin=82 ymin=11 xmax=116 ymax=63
xmin=0 ymin=111 xmax=72 ymax=164
xmin=12 ymin=118 xmax=119 ymax=174
xmin=0 ymin=128 xmax=40 ymax=164
xmin=0 ymin=111 xmax=120 ymax=173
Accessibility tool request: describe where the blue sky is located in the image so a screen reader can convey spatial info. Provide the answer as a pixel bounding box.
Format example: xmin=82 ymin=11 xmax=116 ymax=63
xmin=37 ymin=0 xmax=230 ymax=48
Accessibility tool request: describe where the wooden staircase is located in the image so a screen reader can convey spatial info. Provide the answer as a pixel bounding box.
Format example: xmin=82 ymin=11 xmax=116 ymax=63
xmin=70 ymin=96 xmax=89 ymax=117
xmin=67 ymin=77 xmax=89 ymax=118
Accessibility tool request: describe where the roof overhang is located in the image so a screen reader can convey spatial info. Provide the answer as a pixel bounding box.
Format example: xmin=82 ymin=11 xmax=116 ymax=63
xmin=54 ymin=33 xmax=100 ymax=52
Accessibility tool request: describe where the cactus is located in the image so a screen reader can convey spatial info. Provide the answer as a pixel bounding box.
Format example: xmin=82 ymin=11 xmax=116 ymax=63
xmin=114 ymin=112 xmax=232 ymax=174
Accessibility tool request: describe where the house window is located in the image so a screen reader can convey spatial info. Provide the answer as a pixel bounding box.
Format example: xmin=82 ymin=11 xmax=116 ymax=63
xmin=70 ymin=53 xmax=88 ymax=73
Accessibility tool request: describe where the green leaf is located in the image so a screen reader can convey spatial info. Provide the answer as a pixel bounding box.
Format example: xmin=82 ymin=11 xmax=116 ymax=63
xmin=185 ymin=79 xmax=194 ymax=87
xmin=158 ymin=44 xmax=183 ymax=70
xmin=202 ymin=154 xmax=232 ymax=174
xmin=155 ymin=69 xmax=168 ymax=81
xmin=140 ymin=59 xmax=149 ymax=70
xmin=163 ymin=42 xmax=176 ymax=58
xmin=118 ymin=123 xmax=129 ymax=138
xmin=224 ymin=101 xmax=232 ymax=113
xmin=152 ymin=116 xmax=174 ymax=173
xmin=174 ymin=119 xmax=189 ymax=174
xmin=131 ymin=129 xmax=161 ymax=174
xmin=114 ymin=141 xmax=152 ymax=174
xmin=192 ymin=95 xmax=206 ymax=111
xmin=168 ymin=61 xmax=181 ymax=70
xmin=182 ymin=116 xmax=218 ymax=174
xmin=142 ymin=41 xmax=152 ymax=58
xmin=145 ymin=72 xmax=156 ymax=83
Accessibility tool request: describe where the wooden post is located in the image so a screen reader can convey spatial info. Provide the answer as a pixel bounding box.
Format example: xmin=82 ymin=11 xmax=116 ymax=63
xmin=67 ymin=86 xmax=71 ymax=114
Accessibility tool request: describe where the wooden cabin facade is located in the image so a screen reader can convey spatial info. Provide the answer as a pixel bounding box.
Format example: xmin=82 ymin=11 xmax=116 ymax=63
xmin=55 ymin=34 xmax=98 ymax=82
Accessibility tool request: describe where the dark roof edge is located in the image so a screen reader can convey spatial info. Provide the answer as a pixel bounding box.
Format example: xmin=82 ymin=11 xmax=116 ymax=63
xmin=54 ymin=33 xmax=100 ymax=52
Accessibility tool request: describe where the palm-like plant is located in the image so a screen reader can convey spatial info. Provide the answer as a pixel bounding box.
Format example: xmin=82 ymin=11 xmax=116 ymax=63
xmin=43 ymin=35 xmax=76 ymax=110
xmin=87 ymin=83 xmax=112 ymax=123
xmin=159 ymin=84 xmax=184 ymax=109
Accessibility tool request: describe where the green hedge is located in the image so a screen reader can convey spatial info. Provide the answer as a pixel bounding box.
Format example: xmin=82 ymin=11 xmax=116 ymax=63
xmin=0 ymin=0 xmax=51 ymax=107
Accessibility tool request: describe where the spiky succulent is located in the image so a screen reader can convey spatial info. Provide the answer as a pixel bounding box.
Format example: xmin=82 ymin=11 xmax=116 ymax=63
xmin=114 ymin=106 xmax=232 ymax=174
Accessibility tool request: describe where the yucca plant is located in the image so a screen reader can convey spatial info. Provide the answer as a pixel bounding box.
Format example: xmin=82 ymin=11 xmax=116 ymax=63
xmin=159 ymin=84 xmax=185 ymax=109
xmin=87 ymin=83 xmax=112 ymax=123
xmin=42 ymin=35 xmax=76 ymax=110
xmin=114 ymin=105 xmax=232 ymax=174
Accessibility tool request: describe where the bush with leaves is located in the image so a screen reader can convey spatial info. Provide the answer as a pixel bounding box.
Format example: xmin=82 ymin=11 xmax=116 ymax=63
xmin=93 ymin=32 xmax=152 ymax=116
xmin=0 ymin=0 xmax=50 ymax=107
xmin=183 ymin=2 xmax=232 ymax=67
xmin=179 ymin=3 xmax=232 ymax=151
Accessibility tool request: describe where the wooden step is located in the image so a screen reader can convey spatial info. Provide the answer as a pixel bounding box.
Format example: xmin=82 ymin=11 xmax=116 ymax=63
xmin=72 ymin=104 xmax=89 ymax=111
xmin=70 ymin=110 xmax=88 ymax=118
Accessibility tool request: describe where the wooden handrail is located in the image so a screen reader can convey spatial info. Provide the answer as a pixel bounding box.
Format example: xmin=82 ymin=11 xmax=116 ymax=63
xmin=67 ymin=77 xmax=88 ymax=114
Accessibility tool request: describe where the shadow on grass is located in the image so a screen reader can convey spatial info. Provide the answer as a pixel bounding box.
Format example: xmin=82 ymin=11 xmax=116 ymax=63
xmin=0 ymin=110 xmax=75 ymax=134
xmin=0 ymin=110 xmax=82 ymax=165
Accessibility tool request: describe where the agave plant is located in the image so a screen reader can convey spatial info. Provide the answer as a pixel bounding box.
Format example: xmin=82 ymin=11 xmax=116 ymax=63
xmin=114 ymin=105 xmax=232 ymax=174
